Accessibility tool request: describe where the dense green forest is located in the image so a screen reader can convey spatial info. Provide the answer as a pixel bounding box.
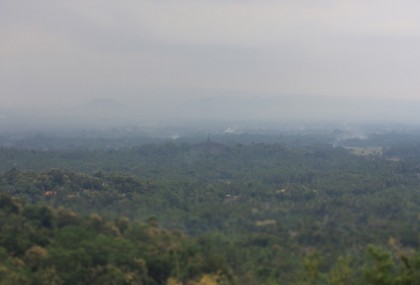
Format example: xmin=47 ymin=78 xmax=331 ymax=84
xmin=2 ymin=134 xmax=420 ymax=284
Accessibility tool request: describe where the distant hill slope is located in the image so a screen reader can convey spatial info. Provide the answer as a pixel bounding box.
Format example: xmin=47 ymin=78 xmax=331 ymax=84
xmin=2 ymin=94 xmax=420 ymax=131
xmin=73 ymin=98 xmax=134 ymax=118
xmin=165 ymin=95 xmax=420 ymax=124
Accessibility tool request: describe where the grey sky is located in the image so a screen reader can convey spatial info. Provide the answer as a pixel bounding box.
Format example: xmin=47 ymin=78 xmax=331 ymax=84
xmin=1 ymin=0 xmax=420 ymax=109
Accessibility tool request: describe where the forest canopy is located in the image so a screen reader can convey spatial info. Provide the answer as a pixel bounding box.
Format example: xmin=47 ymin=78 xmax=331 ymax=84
xmin=2 ymin=136 xmax=420 ymax=284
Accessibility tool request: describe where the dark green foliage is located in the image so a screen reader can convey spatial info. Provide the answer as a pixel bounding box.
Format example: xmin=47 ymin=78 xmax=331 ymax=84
xmin=0 ymin=195 xmax=234 ymax=285
xmin=2 ymin=139 xmax=420 ymax=283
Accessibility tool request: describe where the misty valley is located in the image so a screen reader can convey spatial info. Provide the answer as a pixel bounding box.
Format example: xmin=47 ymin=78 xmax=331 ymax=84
xmin=4 ymin=0 xmax=420 ymax=283
xmin=2 ymin=128 xmax=420 ymax=284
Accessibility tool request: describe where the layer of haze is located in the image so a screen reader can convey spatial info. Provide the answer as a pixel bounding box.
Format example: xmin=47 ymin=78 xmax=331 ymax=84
xmin=1 ymin=0 xmax=420 ymax=126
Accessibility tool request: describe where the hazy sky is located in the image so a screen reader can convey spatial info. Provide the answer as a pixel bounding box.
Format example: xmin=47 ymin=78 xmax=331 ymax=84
xmin=1 ymin=0 xmax=420 ymax=109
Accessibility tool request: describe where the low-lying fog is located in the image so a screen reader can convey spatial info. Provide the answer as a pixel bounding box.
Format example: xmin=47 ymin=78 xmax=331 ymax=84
xmin=1 ymin=94 xmax=420 ymax=133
